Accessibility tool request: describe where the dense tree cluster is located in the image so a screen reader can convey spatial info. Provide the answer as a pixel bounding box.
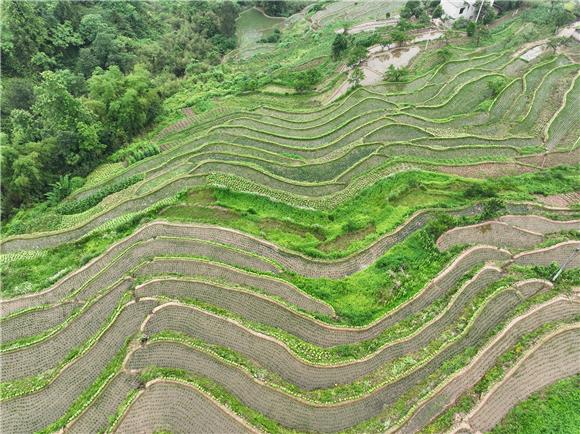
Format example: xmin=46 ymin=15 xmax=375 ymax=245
xmin=1 ymin=0 xmax=239 ymax=218
xmin=521 ymin=0 xmax=578 ymax=31
xmin=252 ymin=0 xmax=308 ymax=17
xmin=400 ymin=0 xmax=443 ymax=23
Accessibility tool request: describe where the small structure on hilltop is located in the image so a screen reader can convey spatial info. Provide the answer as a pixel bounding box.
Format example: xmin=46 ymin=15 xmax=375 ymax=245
xmin=441 ymin=0 xmax=495 ymax=20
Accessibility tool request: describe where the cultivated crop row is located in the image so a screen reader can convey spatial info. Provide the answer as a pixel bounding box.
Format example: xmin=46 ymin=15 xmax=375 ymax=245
xmin=453 ymin=324 xmax=580 ymax=433
xmin=126 ymin=281 xmax=549 ymax=432
xmin=114 ymin=380 xmax=256 ymax=434
xmin=0 ymin=299 xmax=158 ymax=433
xmin=2 ymin=241 xmax=576 ymax=430
xmin=394 ymin=294 xmax=580 ymax=433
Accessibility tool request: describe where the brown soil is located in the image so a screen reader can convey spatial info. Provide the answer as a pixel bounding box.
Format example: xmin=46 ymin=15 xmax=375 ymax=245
xmin=535 ymin=192 xmax=580 ymax=208
xmin=431 ymin=162 xmax=536 ymax=179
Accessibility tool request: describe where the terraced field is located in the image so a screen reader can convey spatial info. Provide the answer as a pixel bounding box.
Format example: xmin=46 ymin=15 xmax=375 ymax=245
xmin=1 ymin=4 xmax=579 ymax=434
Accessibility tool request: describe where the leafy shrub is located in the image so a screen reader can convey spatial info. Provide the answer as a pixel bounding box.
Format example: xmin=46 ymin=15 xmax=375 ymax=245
xmin=349 ymin=66 xmax=364 ymax=87
xmin=522 ymin=2 xmax=576 ymax=31
xmin=453 ymin=17 xmax=469 ymax=30
xmin=424 ymin=213 xmax=456 ymax=241
xmin=384 ymin=65 xmax=410 ymax=82
xmin=259 ymin=29 xmax=281 ymax=44
xmin=391 ymin=28 xmax=411 ymax=46
xmin=346 ymin=45 xmax=367 ymax=66
xmin=400 ymin=1 xmax=424 ymax=20
xmin=289 ymin=68 xmax=322 ymax=93
xmin=332 ymin=33 xmax=349 ymax=59
xmin=110 ymin=141 xmax=160 ymax=165
xmin=475 ymin=0 xmax=497 ymax=24
xmin=45 ymin=175 xmax=85 ymax=205
xmin=466 ymin=21 xmax=476 ymax=37
xmin=487 ymin=77 xmax=508 ymax=97
xmin=463 ymin=183 xmax=497 ymax=199
xmin=432 ymin=4 xmax=443 ymax=18
xmin=354 ymin=32 xmax=382 ymax=48
xmin=2 ymin=205 xmax=64 ymax=236
xmin=436 ymin=46 xmax=453 ymax=63
xmin=342 ymin=219 xmax=365 ymax=233
xmin=481 ymin=198 xmax=506 ymax=220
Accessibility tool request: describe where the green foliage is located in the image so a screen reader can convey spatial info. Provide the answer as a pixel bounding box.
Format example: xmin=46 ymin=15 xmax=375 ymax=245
xmin=0 ymin=1 xmax=240 ymax=220
xmin=491 ymin=375 xmax=580 ymax=434
xmin=288 ymin=68 xmax=322 ymax=93
xmin=354 ymin=32 xmax=383 ymax=49
xmin=400 ymin=1 xmax=425 ymax=20
xmin=474 ymin=24 xmax=491 ymax=45
xmin=349 ymin=67 xmax=365 ymax=87
xmin=45 ymin=175 xmax=83 ymax=205
xmin=332 ymin=32 xmax=349 ymax=59
xmin=481 ymin=198 xmax=506 ymax=220
xmin=432 ymin=4 xmax=444 ymax=18
xmin=466 ymin=21 xmax=477 ymax=37
xmin=487 ymin=76 xmax=508 ymax=97
xmin=453 ymin=17 xmax=470 ymax=30
xmin=490 ymin=166 xmax=579 ymax=198
xmin=290 ymin=227 xmax=458 ymax=325
xmin=87 ymin=64 xmax=160 ymax=146
xmin=1 ymin=204 xmax=157 ymax=297
xmin=259 ymin=28 xmax=281 ymax=44
xmin=522 ymin=1 xmax=577 ymax=31
xmin=1 ymin=70 xmax=105 ymax=217
xmin=346 ymin=45 xmax=368 ymax=67
xmin=494 ymin=0 xmax=521 ymax=13
xmin=384 ymin=65 xmax=410 ymax=82
xmin=474 ymin=0 xmax=497 ymax=24
xmin=7 ymin=161 xmax=575 ymax=295
xmin=391 ymin=28 xmax=411 ymax=46
xmin=436 ymin=46 xmax=453 ymax=63
xmin=56 ymin=175 xmax=144 ymax=215
xmin=254 ymin=0 xmax=307 ymax=17
xmin=463 ymin=183 xmax=497 ymax=200
xmin=0 ymin=78 xmax=35 ymax=116
xmin=110 ymin=141 xmax=160 ymax=165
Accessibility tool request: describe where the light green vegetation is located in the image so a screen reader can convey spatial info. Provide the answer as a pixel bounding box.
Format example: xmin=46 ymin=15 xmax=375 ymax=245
xmin=491 ymin=374 xmax=580 ymax=434
xmin=1 ymin=2 xmax=579 ymax=433
xmin=3 ymin=165 xmax=578 ymax=302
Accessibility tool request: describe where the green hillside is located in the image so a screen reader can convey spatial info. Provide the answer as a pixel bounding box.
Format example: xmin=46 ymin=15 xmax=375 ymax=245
xmin=1 ymin=1 xmax=579 ymax=433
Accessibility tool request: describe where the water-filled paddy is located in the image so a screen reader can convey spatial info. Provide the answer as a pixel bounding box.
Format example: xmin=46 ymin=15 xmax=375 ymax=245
xmin=236 ymin=7 xmax=283 ymax=56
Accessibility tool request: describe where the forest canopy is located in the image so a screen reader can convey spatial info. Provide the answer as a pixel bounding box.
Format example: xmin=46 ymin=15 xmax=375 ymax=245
xmin=1 ymin=0 xmax=242 ymax=218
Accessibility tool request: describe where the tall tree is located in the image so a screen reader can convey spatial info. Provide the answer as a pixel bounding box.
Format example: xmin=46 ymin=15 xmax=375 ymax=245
xmin=33 ymin=70 xmax=104 ymax=169
xmin=332 ymin=33 xmax=349 ymax=59
xmin=1 ymin=1 xmax=49 ymax=75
